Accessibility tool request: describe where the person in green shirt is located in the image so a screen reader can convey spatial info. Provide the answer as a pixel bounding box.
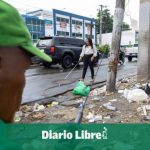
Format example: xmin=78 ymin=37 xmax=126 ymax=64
xmin=0 ymin=0 xmax=52 ymax=123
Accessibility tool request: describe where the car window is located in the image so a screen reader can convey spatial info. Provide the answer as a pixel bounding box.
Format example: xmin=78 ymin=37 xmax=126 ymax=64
xmin=37 ymin=39 xmax=53 ymax=46
xmin=56 ymin=38 xmax=84 ymax=47
xmin=134 ymin=44 xmax=138 ymax=47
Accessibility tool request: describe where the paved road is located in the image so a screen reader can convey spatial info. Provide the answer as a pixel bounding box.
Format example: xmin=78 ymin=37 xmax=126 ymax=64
xmin=22 ymin=59 xmax=137 ymax=104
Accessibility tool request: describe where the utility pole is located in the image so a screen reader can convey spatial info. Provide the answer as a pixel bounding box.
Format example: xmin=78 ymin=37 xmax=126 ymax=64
xmin=106 ymin=0 xmax=125 ymax=92
xmin=99 ymin=5 xmax=106 ymax=46
xmin=137 ymin=0 xmax=150 ymax=81
xmin=90 ymin=19 xmax=93 ymax=39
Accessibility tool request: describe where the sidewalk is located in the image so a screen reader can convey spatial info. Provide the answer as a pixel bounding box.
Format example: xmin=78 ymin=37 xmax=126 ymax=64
xmin=15 ymin=75 xmax=150 ymax=124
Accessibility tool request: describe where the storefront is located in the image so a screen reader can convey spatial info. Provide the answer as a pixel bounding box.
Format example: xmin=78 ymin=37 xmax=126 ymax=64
xmin=23 ymin=9 xmax=97 ymax=44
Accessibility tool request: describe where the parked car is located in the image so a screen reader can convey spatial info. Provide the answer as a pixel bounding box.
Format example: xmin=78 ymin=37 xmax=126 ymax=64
xmin=125 ymin=44 xmax=138 ymax=62
xmin=36 ymin=36 xmax=100 ymax=68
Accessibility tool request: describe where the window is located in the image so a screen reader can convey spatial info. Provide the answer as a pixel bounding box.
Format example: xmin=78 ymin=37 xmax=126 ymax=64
xmin=85 ymin=34 xmax=94 ymax=39
xmin=72 ymin=20 xmax=75 ymax=24
xmin=57 ymin=31 xmax=69 ymax=36
xmin=72 ymin=20 xmax=82 ymax=26
xmin=37 ymin=25 xmax=40 ymax=31
xmin=72 ymin=33 xmax=82 ymax=38
xmin=134 ymin=44 xmax=138 ymax=47
xmin=85 ymin=23 xmax=90 ymax=27
xmin=27 ymin=24 xmax=32 ymax=31
xmin=61 ymin=18 xmax=65 ymax=22
xmin=33 ymin=25 xmax=36 ymax=31
xmin=57 ymin=31 xmax=61 ymax=35
xmin=65 ymin=18 xmax=69 ymax=23
xmin=57 ymin=17 xmax=60 ymax=22
xmin=32 ymin=19 xmax=36 ymax=25
xmin=66 ymin=32 xmax=69 ymax=36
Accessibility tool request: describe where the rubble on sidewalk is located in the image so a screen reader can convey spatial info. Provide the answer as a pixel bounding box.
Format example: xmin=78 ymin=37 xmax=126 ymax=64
xmin=17 ymin=75 xmax=150 ymax=123
xmin=85 ymin=112 xmax=102 ymax=123
xmin=33 ymin=103 xmax=45 ymax=111
xmin=103 ymin=102 xmax=117 ymax=111
xmin=14 ymin=111 xmax=22 ymax=122
xmin=28 ymin=111 xmax=46 ymax=120
xmin=123 ymin=89 xmax=148 ymax=103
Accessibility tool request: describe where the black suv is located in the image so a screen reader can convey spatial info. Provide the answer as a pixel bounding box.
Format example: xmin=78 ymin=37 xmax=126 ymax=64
xmin=36 ymin=36 xmax=99 ymax=69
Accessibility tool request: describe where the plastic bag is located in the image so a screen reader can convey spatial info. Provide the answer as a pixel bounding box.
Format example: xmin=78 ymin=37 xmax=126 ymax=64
xmin=127 ymin=89 xmax=148 ymax=103
xmin=72 ymin=81 xmax=90 ymax=96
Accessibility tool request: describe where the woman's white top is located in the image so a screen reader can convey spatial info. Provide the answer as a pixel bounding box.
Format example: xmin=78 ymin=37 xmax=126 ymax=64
xmin=80 ymin=45 xmax=97 ymax=57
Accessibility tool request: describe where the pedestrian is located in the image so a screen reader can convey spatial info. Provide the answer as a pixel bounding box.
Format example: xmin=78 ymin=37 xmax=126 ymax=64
xmin=0 ymin=0 xmax=52 ymax=123
xmin=79 ymin=38 xmax=97 ymax=83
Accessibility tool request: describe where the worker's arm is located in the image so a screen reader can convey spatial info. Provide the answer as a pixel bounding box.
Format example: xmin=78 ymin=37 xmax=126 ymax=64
xmin=79 ymin=45 xmax=85 ymax=61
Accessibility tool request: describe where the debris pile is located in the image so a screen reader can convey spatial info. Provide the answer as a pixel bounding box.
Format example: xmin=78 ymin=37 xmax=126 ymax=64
xmin=15 ymin=75 xmax=150 ymax=123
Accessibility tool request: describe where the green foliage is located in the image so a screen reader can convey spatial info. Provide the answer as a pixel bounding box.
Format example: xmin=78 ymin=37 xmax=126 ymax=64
xmin=96 ymin=9 xmax=113 ymax=34
xmin=96 ymin=9 xmax=130 ymax=33
xmin=97 ymin=44 xmax=110 ymax=55
xmin=122 ymin=22 xmax=130 ymax=31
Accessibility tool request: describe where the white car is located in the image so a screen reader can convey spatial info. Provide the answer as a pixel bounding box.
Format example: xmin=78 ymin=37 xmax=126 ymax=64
xmin=125 ymin=44 xmax=138 ymax=62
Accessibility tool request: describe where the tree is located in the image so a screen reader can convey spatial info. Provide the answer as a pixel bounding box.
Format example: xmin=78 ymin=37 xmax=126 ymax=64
xmin=106 ymin=0 xmax=125 ymax=92
xmin=96 ymin=8 xmax=130 ymax=34
xmin=96 ymin=9 xmax=113 ymax=34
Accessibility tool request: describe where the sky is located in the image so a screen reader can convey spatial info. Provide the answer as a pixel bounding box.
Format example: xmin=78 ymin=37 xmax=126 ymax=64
xmin=4 ymin=0 xmax=139 ymax=26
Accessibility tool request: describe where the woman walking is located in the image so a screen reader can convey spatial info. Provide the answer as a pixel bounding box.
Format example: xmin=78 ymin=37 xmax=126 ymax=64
xmin=79 ymin=38 xmax=97 ymax=82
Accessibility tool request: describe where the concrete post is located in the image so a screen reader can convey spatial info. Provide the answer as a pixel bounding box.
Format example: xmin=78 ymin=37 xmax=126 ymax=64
xmin=137 ymin=0 xmax=150 ymax=81
xmin=106 ymin=0 xmax=125 ymax=92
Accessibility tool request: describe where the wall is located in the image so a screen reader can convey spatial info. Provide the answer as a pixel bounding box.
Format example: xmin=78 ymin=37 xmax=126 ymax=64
xmin=97 ymin=30 xmax=138 ymax=46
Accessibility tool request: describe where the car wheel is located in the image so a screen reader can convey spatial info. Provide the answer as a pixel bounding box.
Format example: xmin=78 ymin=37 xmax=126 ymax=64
xmin=128 ymin=56 xmax=132 ymax=62
xmin=62 ymin=55 xmax=73 ymax=69
xmin=43 ymin=62 xmax=51 ymax=68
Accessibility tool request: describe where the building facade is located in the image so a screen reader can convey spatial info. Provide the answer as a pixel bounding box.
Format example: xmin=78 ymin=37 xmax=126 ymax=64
xmin=23 ymin=9 xmax=97 ymax=43
xmin=22 ymin=15 xmax=45 ymax=43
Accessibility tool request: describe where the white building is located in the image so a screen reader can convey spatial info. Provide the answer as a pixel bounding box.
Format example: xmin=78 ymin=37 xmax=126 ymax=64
xmin=97 ymin=30 xmax=139 ymax=46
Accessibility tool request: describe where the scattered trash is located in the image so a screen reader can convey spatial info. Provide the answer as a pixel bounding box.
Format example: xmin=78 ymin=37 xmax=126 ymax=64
xmin=85 ymin=112 xmax=102 ymax=123
xmin=91 ymin=96 xmax=100 ymax=101
xmin=143 ymin=116 xmax=150 ymax=121
xmin=109 ymin=99 xmax=117 ymax=102
xmin=85 ymin=112 xmax=94 ymax=120
xmin=103 ymin=102 xmax=117 ymax=111
xmin=123 ymin=89 xmax=129 ymax=99
xmin=137 ymin=107 xmax=143 ymax=113
xmin=143 ymin=105 xmax=150 ymax=110
xmin=118 ymin=90 xmax=124 ymax=94
xmin=20 ymin=105 xmax=31 ymax=113
xmin=103 ymin=116 xmax=111 ymax=119
xmin=33 ymin=103 xmax=45 ymax=112
xmin=51 ymin=102 xmax=59 ymax=107
xmin=47 ymin=104 xmax=51 ymax=108
xmin=105 ymin=92 xmax=114 ymax=96
xmin=88 ymin=104 xmax=95 ymax=109
xmin=90 ymin=89 xmax=98 ymax=96
xmin=90 ymin=86 xmax=106 ymax=96
xmin=144 ymin=84 xmax=150 ymax=95
xmin=14 ymin=111 xmax=22 ymax=122
xmin=121 ymin=79 xmax=129 ymax=83
xmin=134 ymin=83 xmax=142 ymax=89
xmin=96 ymin=86 xmax=106 ymax=94
xmin=53 ymin=114 xmax=65 ymax=118
xmin=125 ymin=89 xmax=148 ymax=103
xmin=142 ymin=106 xmax=147 ymax=116
xmin=28 ymin=111 xmax=46 ymax=120
xmin=72 ymin=81 xmax=90 ymax=96
xmin=76 ymin=98 xmax=84 ymax=103
xmin=14 ymin=116 xmax=21 ymax=122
